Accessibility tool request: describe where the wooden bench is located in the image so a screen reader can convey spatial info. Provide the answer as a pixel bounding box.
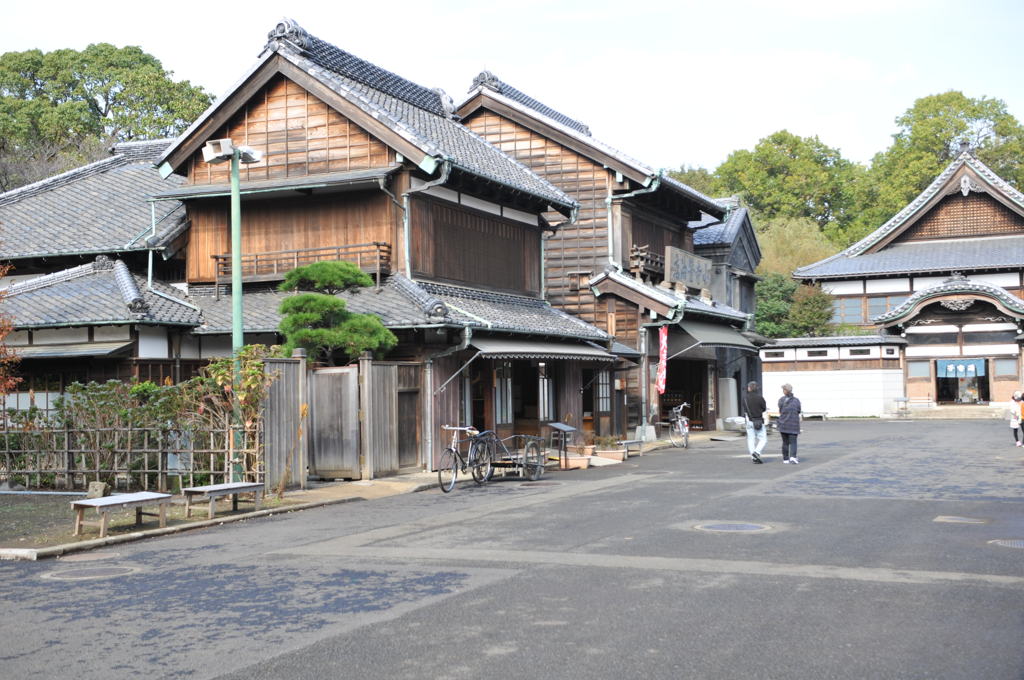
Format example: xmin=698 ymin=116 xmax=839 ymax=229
xmin=618 ymin=439 xmax=643 ymax=456
xmin=71 ymin=491 xmax=172 ymax=538
xmin=182 ymin=482 xmax=264 ymax=520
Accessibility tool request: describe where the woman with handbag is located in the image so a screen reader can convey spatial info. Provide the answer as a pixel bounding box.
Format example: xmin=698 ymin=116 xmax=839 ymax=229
xmin=778 ymin=383 xmax=803 ymax=464
xmin=744 ymin=381 xmax=767 ymax=464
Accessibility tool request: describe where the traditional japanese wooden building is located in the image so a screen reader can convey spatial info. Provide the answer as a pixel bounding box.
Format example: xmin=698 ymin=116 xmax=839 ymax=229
xmin=458 ymin=74 xmax=762 ymax=435
xmin=770 ymin=147 xmax=1024 ymax=415
xmin=0 ymin=20 xmax=614 ymax=474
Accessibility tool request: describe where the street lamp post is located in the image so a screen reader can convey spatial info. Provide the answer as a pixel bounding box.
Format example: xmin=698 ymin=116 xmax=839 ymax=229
xmin=202 ymin=139 xmax=263 ymax=481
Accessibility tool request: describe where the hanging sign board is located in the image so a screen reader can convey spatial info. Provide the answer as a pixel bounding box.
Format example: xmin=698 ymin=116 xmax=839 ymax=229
xmin=665 ymin=246 xmax=712 ymax=290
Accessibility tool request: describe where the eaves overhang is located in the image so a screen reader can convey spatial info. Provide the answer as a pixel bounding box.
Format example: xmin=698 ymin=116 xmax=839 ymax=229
xmin=873 ymin=275 xmax=1024 ymax=326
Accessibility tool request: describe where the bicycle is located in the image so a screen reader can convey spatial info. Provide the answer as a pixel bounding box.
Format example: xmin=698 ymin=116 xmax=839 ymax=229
xmin=667 ymin=402 xmax=690 ymax=448
xmin=476 ymin=430 xmax=546 ymax=481
xmin=437 ymin=425 xmax=494 ymax=493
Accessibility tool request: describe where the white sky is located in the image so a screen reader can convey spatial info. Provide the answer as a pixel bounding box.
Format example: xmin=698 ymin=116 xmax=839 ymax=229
xmin=3 ymin=0 xmax=1022 ymax=171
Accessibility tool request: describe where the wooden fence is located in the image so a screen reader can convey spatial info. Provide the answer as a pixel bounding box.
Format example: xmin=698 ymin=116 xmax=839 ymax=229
xmin=0 ymin=418 xmax=261 ymax=492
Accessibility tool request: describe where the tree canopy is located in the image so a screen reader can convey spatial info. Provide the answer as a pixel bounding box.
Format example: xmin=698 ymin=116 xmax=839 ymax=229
xmin=0 ymin=44 xmax=211 ymax=191
xmin=278 ymin=261 xmax=397 ymax=364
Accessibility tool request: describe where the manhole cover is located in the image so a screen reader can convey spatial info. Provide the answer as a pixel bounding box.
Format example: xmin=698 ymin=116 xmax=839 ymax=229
xmin=520 ymin=481 xmax=562 ymax=487
xmin=58 ymin=552 xmax=121 ymax=562
xmin=989 ymin=539 xmax=1024 ymax=550
xmin=934 ymin=516 xmax=988 ymax=524
xmin=41 ymin=566 xmax=138 ymax=581
xmin=695 ymin=522 xmax=771 ymax=533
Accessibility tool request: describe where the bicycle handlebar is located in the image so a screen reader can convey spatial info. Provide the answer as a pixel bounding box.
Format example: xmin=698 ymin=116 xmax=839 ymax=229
xmin=442 ymin=425 xmax=479 ymax=435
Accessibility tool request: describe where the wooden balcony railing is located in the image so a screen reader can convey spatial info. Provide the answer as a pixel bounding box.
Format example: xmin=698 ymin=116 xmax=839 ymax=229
xmin=212 ymin=242 xmax=392 ymax=294
xmin=629 ymin=244 xmax=664 ymax=281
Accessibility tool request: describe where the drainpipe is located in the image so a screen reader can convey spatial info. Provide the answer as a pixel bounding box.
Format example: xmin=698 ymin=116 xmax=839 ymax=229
xmin=402 ymin=159 xmax=452 ymax=277
xmin=605 ymin=172 xmax=662 ymax=270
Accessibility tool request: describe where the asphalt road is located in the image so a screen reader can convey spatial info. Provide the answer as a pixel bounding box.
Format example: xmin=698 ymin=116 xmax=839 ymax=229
xmin=2 ymin=419 xmax=1023 ymax=679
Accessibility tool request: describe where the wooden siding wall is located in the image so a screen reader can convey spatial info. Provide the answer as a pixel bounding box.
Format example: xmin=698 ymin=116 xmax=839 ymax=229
xmin=896 ymin=193 xmax=1024 ymax=243
xmin=185 ymin=192 xmax=393 ymax=282
xmin=463 ymin=111 xmax=610 ymax=329
xmin=187 ymin=75 xmax=393 ymax=185
xmin=626 ymin=209 xmax=691 ymax=258
xmin=409 ymin=196 xmax=541 ymax=294
xmin=431 ymin=355 xmax=463 ymax=470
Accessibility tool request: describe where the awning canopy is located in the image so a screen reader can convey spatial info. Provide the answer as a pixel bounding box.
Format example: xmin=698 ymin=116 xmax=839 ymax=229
xmin=470 ymin=337 xmax=615 ymax=361
xmin=667 ymin=320 xmax=756 ymax=357
xmin=14 ymin=341 xmax=133 ymax=359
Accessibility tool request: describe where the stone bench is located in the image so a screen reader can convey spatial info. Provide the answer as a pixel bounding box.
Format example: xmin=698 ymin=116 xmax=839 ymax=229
xmin=71 ymin=491 xmax=172 ymax=538
xmin=618 ymin=439 xmax=644 ymax=456
xmin=182 ymin=481 xmax=264 ymax=520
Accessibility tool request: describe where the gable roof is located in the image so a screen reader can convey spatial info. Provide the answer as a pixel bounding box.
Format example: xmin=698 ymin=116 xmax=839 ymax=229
xmin=4 ymin=256 xmax=201 ymax=329
xmin=0 ymin=140 xmax=186 ymax=260
xmin=691 ymin=200 xmax=762 ymax=276
xmin=795 ymin=151 xmax=1024 ymax=280
xmin=156 ymin=20 xmax=574 ymax=214
xmin=588 ymin=268 xmax=748 ymax=324
xmin=458 ymin=72 xmax=725 ymax=219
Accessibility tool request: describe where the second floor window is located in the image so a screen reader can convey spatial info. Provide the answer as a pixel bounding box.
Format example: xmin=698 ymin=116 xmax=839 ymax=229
xmin=832 ymin=298 xmax=865 ymax=324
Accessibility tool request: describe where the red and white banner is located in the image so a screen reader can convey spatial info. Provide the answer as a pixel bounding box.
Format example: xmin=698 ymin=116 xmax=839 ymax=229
xmin=656 ymin=325 xmax=668 ymax=395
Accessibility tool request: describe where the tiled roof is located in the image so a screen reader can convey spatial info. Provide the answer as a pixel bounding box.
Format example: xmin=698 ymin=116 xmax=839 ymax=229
xmin=418 ymin=281 xmax=609 ymax=340
xmin=191 ymin=274 xmax=608 ymax=340
xmin=588 ymin=269 xmax=748 ymax=324
xmin=0 ymin=139 xmax=186 ymax=260
xmin=873 ymin=275 xmax=1024 ymax=324
xmin=794 ymin=234 xmax=1024 ymax=279
xmin=462 ymin=73 xmax=725 ymax=218
xmin=469 ymin=71 xmax=591 ymax=135
xmin=693 ymin=200 xmax=745 ymax=247
xmin=158 ymin=20 xmax=574 ymax=213
xmin=767 ymin=335 xmax=906 ymax=348
xmin=3 ymin=257 xmax=201 ymax=328
xmin=795 ymin=151 xmax=1024 ymax=279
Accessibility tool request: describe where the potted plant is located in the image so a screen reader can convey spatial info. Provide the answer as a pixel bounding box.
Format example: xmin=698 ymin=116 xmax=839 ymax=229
xmin=566 ymin=431 xmax=595 ymax=456
xmin=593 ymin=435 xmax=628 ymax=461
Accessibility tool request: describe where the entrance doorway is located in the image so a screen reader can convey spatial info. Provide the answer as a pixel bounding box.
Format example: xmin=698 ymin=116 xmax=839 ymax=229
xmin=935 ymin=359 xmax=989 ymax=404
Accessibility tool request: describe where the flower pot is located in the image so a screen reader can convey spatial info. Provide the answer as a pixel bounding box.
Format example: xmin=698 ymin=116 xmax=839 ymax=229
xmin=593 ymin=448 xmax=627 ymax=462
xmin=567 ymin=444 xmax=595 ymax=456
xmin=560 ymin=455 xmax=591 ymax=470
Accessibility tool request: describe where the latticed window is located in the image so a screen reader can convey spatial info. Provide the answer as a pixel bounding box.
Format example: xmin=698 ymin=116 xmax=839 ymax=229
xmin=494 ymin=361 xmax=513 ymax=425
xmin=596 ymin=370 xmax=611 ymax=413
xmin=538 ymin=363 xmax=556 ymax=422
xmin=832 ymin=298 xmax=864 ymax=324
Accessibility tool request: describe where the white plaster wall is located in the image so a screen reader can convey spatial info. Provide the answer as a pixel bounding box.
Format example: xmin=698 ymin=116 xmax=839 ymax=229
xmin=93 ymin=325 xmax=131 ymax=341
xmin=33 ymin=328 xmax=88 ymax=344
xmin=969 ymin=272 xmax=1019 ymax=287
xmin=137 ymin=327 xmax=168 ymax=359
xmin=839 ymin=346 xmax=881 ymax=359
xmin=865 ymin=278 xmax=910 ymax=293
xmin=6 ymin=331 xmax=28 ymax=346
xmin=797 ymin=347 xmax=839 ymax=360
xmin=761 ymin=348 xmax=795 ymax=361
xmin=502 ymin=207 xmax=537 ymax=224
xmin=906 ymin=345 xmax=960 ymax=357
xmin=460 ymin=194 xmax=501 ymax=215
xmin=962 ymin=344 xmax=1019 ymax=356
xmin=763 ymin=369 xmax=905 ymax=417
xmin=180 ymin=335 xmax=200 ymax=359
xmin=821 ymin=280 xmax=863 ymax=295
xmin=200 ymin=336 xmax=233 ymax=358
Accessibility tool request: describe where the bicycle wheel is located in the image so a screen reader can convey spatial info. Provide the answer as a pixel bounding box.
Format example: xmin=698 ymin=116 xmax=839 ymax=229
xmin=523 ymin=440 xmax=545 ymax=481
xmin=471 ymin=438 xmax=494 ymax=484
xmin=438 ymin=447 xmax=457 ymax=493
xmin=669 ymin=421 xmax=686 ymax=448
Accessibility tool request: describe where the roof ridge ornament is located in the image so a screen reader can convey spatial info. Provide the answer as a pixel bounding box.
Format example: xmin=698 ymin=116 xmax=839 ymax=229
xmin=267 ymin=18 xmax=310 ymax=52
xmin=471 ymin=71 xmax=502 ymax=93
xmin=432 ymin=88 xmax=456 ymax=118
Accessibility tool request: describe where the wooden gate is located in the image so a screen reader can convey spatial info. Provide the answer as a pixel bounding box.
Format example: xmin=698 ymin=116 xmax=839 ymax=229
xmin=263 ymin=358 xmax=307 ymax=490
xmin=310 ymin=366 xmax=360 ymax=479
xmin=359 ymin=359 xmax=422 ymax=477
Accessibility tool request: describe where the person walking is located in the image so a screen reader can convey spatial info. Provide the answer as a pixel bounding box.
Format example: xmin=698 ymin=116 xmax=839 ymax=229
xmin=1009 ymin=391 xmax=1023 ymax=447
xmin=778 ymin=383 xmax=802 ymax=464
xmin=744 ymin=381 xmax=767 ymax=464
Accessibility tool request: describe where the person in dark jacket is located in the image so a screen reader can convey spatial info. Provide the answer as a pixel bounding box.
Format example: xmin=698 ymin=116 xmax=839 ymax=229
xmin=744 ymin=381 xmax=767 ymax=463
xmin=777 ymin=383 xmax=802 ymax=464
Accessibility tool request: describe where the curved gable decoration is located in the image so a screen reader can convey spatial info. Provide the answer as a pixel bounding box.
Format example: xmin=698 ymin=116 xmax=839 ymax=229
xmin=873 ymin=274 xmax=1024 ymax=326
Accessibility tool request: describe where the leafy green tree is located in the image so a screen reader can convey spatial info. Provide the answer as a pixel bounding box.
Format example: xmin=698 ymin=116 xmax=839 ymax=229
xmin=668 ymin=165 xmax=720 ymax=197
xmin=755 ymin=216 xmax=839 ymax=276
xmin=754 ymin=273 xmax=799 ymax=338
xmin=852 ymin=91 xmax=1024 ymax=236
xmin=788 ymin=284 xmax=834 ymax=337
xmin=278 ymin=261 xmax=397 ymax=364
xmin=0 ymin=44 xmax=211 ymax=190
xmin=715 ymin=130 xmax=863 ymax=239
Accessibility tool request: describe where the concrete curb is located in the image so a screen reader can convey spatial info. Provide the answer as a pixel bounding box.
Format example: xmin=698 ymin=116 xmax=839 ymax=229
xmin=0 ymin=493 xmax=390 ymax=562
